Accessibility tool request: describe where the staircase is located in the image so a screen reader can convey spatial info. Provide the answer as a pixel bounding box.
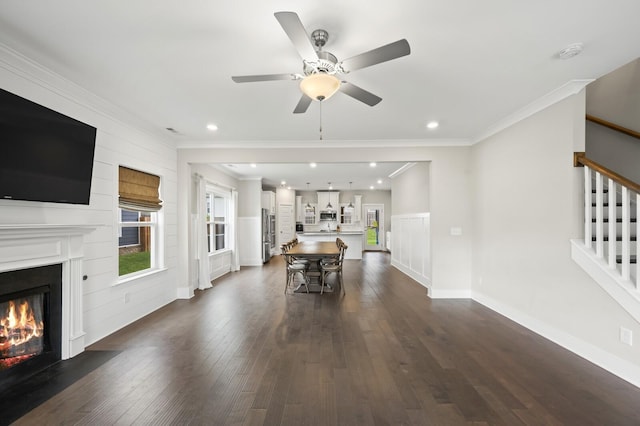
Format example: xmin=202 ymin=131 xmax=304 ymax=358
xmin=589 ymin=182 xmax=638 ymax=278
xmin=571 ymin=156 xmax=640 ymax=322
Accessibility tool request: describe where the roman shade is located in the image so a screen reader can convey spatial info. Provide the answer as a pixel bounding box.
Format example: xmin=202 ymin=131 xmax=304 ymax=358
xmin=118 ymin=166 xmax=162 ymax=211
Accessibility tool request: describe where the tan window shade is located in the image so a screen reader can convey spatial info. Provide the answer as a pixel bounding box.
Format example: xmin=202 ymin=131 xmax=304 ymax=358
xmin=119 ymin=166 xmax=162 ymax=211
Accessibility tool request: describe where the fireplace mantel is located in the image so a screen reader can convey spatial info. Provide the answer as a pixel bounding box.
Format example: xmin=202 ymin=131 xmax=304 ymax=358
xmin=0 ymin=224 xmax=97 ymax=240
xmin=0 ymin=223 xmax=98 ymax=359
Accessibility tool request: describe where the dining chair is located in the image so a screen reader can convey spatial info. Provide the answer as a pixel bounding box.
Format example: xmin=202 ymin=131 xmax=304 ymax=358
xmin=288 ymin=238 xmax=310 ymax=267
xmin=283 ymin=245 xmax=310 ymax=294
xmin=320 ymin=242 xmax=347 ymax=295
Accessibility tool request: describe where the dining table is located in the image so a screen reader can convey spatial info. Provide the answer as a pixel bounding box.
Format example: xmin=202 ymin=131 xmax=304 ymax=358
xmin=285 ymin=241 xmax=340 ymax=259
xmin=284 ymin=241 xmax=340 ymax=292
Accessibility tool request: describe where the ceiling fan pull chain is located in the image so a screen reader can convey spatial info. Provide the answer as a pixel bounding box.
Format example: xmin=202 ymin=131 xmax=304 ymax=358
xmin=319 ymin=101 xmax=323 ymax=140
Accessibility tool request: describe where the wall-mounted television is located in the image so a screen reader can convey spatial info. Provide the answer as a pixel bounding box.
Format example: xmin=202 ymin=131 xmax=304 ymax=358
xmin=0 ymin=88 xmax=97 ymax=205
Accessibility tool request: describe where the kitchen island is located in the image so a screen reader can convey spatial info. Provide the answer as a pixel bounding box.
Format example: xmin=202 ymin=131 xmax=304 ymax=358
xmin=296 ymin=231 xmax=363 ymax=260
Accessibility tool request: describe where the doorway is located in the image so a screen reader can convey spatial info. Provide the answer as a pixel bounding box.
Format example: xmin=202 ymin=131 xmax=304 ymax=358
xmin=363 ymin=203 xmax=384 ymax=251
xmin=278 ymin=203 xmax=295 ymax=253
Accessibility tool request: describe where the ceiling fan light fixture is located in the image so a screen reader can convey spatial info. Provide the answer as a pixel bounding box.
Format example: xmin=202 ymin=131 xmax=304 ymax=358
xmin=300 ymin=73 xmax=341 ymax=101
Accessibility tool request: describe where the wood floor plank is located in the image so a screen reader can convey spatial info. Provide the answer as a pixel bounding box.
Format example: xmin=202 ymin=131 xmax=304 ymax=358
xmin=8 ymin=253 xmax=640 ymax=425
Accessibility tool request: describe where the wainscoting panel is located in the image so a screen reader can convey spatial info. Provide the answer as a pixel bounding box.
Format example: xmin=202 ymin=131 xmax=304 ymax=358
xmin=391 ymin=213 xmax=431 ymax=290
xmin=209 ymin=251 xmax=231 ymax=282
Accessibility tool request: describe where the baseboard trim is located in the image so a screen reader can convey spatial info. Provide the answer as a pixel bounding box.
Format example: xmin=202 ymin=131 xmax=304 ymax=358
xmin=430 ymin=289 xmax=472 ymax=299
xmin=391 ymin=260 xmax=431 ymax=289
xmin=176 ymin=287 xmax=194 ymax=299
xmin=473 ymin=291 xmax=640 ymax=389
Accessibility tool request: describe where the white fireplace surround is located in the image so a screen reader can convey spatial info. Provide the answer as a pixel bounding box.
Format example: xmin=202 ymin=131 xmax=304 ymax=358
xmin=0 ymin=224 xmax=96 ymax=360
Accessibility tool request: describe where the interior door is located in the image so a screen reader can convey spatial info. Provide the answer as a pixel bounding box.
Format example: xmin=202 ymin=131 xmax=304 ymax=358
xmin=278 ymin=203 xmax=295 ymax=253
xmin=363 ymin=203 xmax=384 ymax=251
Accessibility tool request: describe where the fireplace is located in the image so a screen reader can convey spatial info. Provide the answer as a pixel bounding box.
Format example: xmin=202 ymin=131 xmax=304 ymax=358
xmin=0 ymin=224 xmax=96 ymax=390
xmin=0 ymin=264 xmax=62 ymax=389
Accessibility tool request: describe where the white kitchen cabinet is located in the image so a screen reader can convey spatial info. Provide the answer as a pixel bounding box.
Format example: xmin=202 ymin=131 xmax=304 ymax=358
xmin=317 ymin=191 xmax=339 ymax=211
xmin=304 ymin=203 xmax=317 ymax=225
xmin=261 ymin=191 xmax=276 ymax=215
xmin=295 ymin=196 xmax=302 ymax=222
xmin=340 ymin=204 xmax=355 ymax=224
xmin=354 ymin=195 xmax=362 ymax=223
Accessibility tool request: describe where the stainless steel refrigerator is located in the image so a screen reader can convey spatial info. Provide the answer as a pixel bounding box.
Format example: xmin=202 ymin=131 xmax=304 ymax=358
xmin=262 ymin=208 xmax=274 ymax=263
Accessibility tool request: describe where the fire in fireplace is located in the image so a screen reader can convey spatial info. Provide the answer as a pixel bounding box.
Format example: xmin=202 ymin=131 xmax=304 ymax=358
xmin=0 ymin=264 xmax=62 ymax=389
xmin=1 ymin=293 xmax=45 ymax=370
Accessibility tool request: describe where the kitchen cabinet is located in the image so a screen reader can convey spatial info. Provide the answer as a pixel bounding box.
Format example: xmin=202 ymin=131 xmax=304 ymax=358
xmin=295 ymin=196 xmax=302 ymax=222
xmin=297 ymin=195 xmax=317 ymax=224
xmin=317 ymin=191 xmax=339 ymax=211
xmin=304 ymin=203 xmax=317 ymax=225
xmin=261 ymin=191 xmax=276 ymax=215
xmin=296 ymin=231 xmax=363 ymax=259
xmin=340 ymin=204 xmax=355 ymax=224
xmin=340 ymin=194 xmax=362 ymax=224
xmin=354 ymin=195 xmax=362 ymax=223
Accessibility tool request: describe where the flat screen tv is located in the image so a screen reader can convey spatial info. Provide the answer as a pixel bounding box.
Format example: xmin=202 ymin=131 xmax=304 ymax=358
xmin=0 ymin=87 xmax=97 ymax=205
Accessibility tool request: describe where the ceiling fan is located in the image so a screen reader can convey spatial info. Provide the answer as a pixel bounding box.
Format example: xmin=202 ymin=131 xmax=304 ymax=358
xmin=231 ymin=11 xmax=411 ymax=114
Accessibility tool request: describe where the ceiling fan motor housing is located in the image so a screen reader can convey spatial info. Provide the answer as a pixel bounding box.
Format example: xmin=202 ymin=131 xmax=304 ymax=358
xmin=304 ymin=51 xmax=339 ymax=76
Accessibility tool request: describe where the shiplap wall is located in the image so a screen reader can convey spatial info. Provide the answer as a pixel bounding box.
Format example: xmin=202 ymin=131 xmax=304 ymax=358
xmin=0 ymin=45 xmax=178 ymax=348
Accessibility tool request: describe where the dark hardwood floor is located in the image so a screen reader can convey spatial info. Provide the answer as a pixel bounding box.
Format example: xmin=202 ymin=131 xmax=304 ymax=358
xmin=11 ymin=252 xmax=640 ymax=425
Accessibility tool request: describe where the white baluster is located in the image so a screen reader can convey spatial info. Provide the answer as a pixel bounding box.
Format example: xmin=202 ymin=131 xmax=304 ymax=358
xmin=608 ymin=179 xmax=617 ymax=269
xmin=636 ymin=194 xmax=640 ymax=290
xmin=621 ymin=187 xmax=630 ymax=281
xmin=595 ymin=172 xmax=604 ymax=258
xmin=585 ymin=166 xmax=592 ymax=249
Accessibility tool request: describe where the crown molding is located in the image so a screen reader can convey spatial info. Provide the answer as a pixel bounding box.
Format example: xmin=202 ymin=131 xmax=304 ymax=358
xmin=472 ymin=79 xmax=593 ymax=144
xmin=176 ymin=138 xmax=472 ymax=150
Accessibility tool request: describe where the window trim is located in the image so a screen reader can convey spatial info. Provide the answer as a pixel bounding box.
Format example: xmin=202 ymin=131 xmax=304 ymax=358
xmin=206 ymin=187 xmax=230 ymax=254
xmin=116 ymin=164 xmax=165 ymax=284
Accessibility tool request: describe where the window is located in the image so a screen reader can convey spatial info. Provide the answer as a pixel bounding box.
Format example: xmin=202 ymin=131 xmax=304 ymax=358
xmin=118 ymin=166 xmax=162 ymax=277
xmin=206 ymin=190 xmax=229 ymax=253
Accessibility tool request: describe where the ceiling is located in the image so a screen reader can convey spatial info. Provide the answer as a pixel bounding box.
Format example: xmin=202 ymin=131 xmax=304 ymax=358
xmin=1 ymin=2 xmax=640 ymax=188
xmin=217 ymin=161 xmax=410 ymax=191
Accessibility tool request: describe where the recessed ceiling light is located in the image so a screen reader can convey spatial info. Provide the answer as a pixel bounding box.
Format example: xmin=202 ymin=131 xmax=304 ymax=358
xmin=377 ymin=179 xmax=382 ymax=184
xmin=370 ymin=162 xmax=376 ymax=167
xmin=369 ymin=185 xmax=375 ymax=190
xmin=310 ymin=162 xmax=317 ymax=168
xmin=206 ymin=123 xmax=218 ymax=131
xmin=250 ymin=163 xmax=256 ymax=168
xmin=558 ymin=43 xmax=583 ymax=59
xmin=426 ymin=121 xmax=439 ymax=129
xmin=281 ymin=180 xmax=286 ymax=185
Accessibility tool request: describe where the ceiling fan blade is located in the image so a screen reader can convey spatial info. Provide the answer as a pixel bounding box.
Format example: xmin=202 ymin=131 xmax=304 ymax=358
xmin=274 ymin=11 xmax=318 ymax=61
xmin=231 ymin=73 xmax=298 ymax=83
xmin=293 ymin=94 xmax=312 ymax=114
xmin=339 ymin=82 xmax=382 ymax=106
xmin=340 ymin=39 xmax=410 ymax=72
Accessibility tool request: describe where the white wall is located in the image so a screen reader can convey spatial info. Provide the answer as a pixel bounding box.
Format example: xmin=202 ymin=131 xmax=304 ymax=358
xmin=238 ymin=179 xmax=262 ymax=266
xmin=586 ymin=118 xmax=640 ymax=183
xmin=586 ymin=57 xmax=640 ymax=133
xmin=390 ymin=163 xmax=432 ymax=290
xmin=238 ymin=178 xmax=262 ymax=218
xmin=392 ymin=162 xmax=430 ymax=214
xmin=471 ymin=91 xmax=640 ymax=384
xmin=0 ymin=46 xmax=178 ymax=347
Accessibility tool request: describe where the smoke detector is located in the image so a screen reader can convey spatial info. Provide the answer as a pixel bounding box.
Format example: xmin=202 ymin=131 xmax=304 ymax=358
xmin=558 ymin=43 xmax=584 ymax=59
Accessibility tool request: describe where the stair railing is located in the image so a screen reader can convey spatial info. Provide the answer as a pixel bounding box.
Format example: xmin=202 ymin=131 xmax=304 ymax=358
xmin=574 ymin=152 xmax=639 ymax=288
